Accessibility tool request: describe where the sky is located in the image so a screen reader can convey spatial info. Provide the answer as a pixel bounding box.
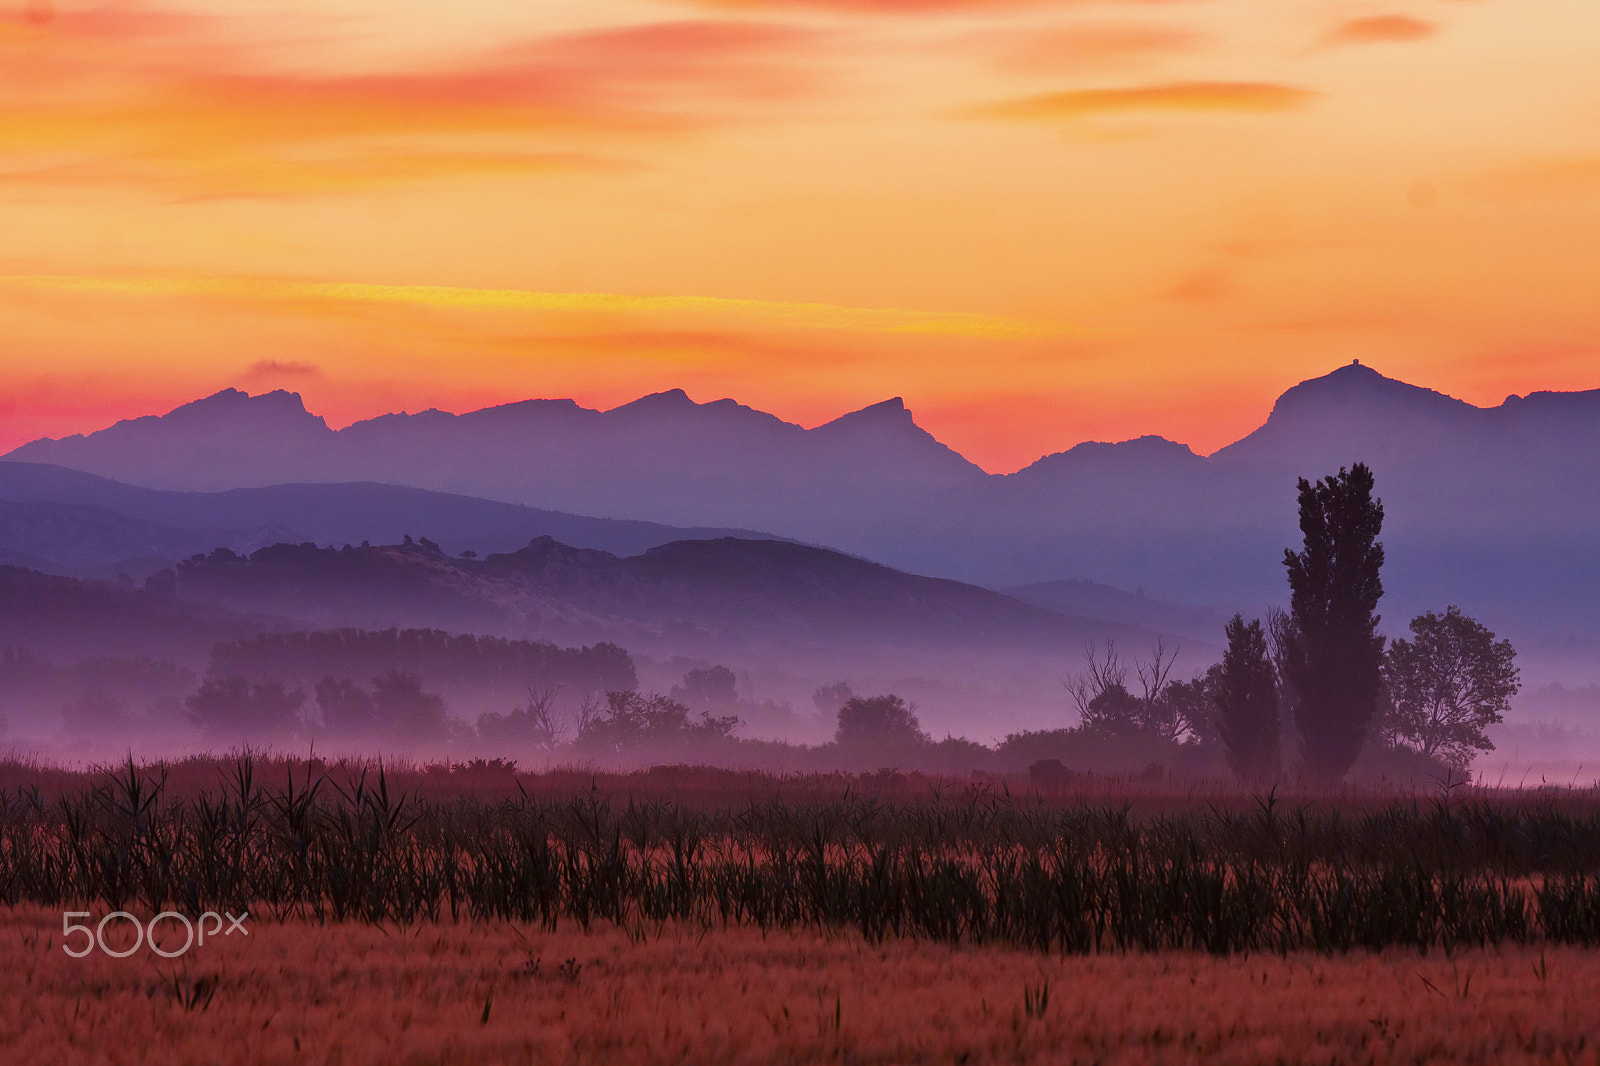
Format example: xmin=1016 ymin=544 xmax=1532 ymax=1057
xmin=1 ymin=0 xmax=1598 ymax=472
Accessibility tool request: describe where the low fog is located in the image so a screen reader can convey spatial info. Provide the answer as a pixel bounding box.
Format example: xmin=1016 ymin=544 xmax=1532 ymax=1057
xmin=2 ymin=528 xmax=1594 ymax=787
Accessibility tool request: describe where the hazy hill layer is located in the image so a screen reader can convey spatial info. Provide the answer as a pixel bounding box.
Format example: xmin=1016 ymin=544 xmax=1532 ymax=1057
xmin=0 ymin=566 xmax=254 ymax=667
xmin=170 ymin=535 xmax=1158 ymax=659
xmin=10 ymin=362 xmax=1600 ymax=637
xmin=0 ymin=535 xmax=1179 ymax=739
xmin=0 ymin=462 xmax=784 ymax=574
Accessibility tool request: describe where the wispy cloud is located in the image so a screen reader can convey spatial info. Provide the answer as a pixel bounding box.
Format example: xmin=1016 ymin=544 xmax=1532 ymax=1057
xmin=1318 ymin=16 xmax=1437 ymax=49
xmin=973 ymin=80 xmax=1315 ymax=121
xmin=1472 ymin=156 xmax=1600 ymax=199
xmin=980 ymin=22 xmax=1204 ymax=74
xmin=0 ymin=273 xmax=1062 ymax=339
xmin=677 ymin=0 xmax=1195 ymax=12
xmin=246 ymin=359 xmax=322 ymax=380
xmin=0 ymin=9 xmax=829 ymax=197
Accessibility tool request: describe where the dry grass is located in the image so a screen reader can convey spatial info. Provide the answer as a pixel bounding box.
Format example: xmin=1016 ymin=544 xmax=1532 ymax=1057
xmin=3 ymin=905 xmax=1597 ymax=1065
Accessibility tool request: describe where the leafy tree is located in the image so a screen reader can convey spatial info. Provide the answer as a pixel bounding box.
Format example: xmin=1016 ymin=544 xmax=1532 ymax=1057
xmin=314 ymin=676 xmax=377 ymax=739
xmin=812 ymin=681 xmax=854 ymax=716
xmin=1215 ymin=614 xmax=1280 ymax=784
xmin=62 ymin=690 xmax=129 ymax=734
xmin=1080 ymin=682 xmax=1144 ymax=737
xmin=1382 ymin=606 xmax=1519 ymax=768
xmin=1068 ymin=642 xmax=1137 ymax=735
xmin=575 ymin=691 xmax=740 ymax=754
xmin=835 ymin=694 xmax=926 ymax=747
xmin=371 ymin=670 xmax=448 ymax=744
xmin=477 ymin=687 xmax=565 ymax=750
xmin=1161 ymin=667 xmax=1224 ymax=747
xmin=1069 ymin=640 xmax=1208 ymax=742
xmin=671 ymin=665 xmax=739 ymax=712
xmin=1282 ymin=463 xmax=1386 ymax=783
xmin=208 ymin=627 xmax=637 ymax=699
xmin=1263 ymin=606 xmax=1302 ymax=749
xmin=186 ymin=677 xmax=305 ymax=744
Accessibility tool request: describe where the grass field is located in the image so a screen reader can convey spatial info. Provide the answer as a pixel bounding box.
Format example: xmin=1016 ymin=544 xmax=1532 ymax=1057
xmin=5 ymin=907 xmax=1598 ymax=1065
xmin=5 ymin=755 xmax=1600 ymax=1062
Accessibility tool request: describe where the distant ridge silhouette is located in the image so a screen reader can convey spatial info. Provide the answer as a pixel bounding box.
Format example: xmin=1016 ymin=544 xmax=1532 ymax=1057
xmin=164 ymin=533 xmax=1159 ymax=657
xmin=0 ymin=462 xmax=790 ymax=578
xmin=7 ymin=362 xmax=1600 ymax=634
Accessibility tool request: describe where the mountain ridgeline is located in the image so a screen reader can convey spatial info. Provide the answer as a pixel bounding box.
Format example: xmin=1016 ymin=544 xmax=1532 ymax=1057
xmin=166 ymin=535 xmax=1147 ymax=657
xmin=4 ymin=389 xmax=979 ymax=547
xmin=6 ymin=361 xmax=1600 ymax=635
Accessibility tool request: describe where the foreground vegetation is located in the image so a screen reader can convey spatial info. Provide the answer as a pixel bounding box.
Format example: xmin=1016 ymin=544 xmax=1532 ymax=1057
xmin=5 ymin=757 xmax=1600 ymax=955
xmin=5 ymin=906 xmax=1596 ymax=1065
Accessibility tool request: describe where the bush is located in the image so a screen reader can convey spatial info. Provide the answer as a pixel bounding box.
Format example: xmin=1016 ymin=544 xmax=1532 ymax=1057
xmin=372 ymin=671 xmax=448 ymax=745
xmin=186 ymin=676 xmax=305 ymax=744
xmin=1348 ymin=739 xmax=1463 ymax=789
xmin=314 ymin=676 xmax=378 ymax=740
xmin=1028 ymin=758 xmax=1074 ymax=790
xmin=998 ymin=727 xmax=1225 ymax=779
xmin=836 ymin=694 xmax=926 ymax=747
xmin=575 ymin=692 xmax=741 ymax=756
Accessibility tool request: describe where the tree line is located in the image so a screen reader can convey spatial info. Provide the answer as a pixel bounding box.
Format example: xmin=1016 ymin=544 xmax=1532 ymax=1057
xmin=1061 ymin=463 xmax=1520 ymax=783
xmin=209 ymin=628 xmax=636 ymax=695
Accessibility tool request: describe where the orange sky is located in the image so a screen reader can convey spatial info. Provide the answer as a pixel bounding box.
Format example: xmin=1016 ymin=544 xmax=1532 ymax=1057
xmin=2 ymin=0 xmax=1598 ymax=472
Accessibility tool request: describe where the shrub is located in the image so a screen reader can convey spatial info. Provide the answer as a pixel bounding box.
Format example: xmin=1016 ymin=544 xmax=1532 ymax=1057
xmin=576 ymin=692 xmax=740 ymax=756
xmin=186 ymin=676 xmax=304 ymax=743
xmin=835 ymin=694 xmax=926 ymax=747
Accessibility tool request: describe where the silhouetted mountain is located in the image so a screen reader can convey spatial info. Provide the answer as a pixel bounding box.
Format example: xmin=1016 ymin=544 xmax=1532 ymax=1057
xmin=0 ymin=462 xmax=786 ymax=574
xmin=896 ymin=363 xmax=1600 ymax=634
xmin=9 ymin=362 xmax=1600 ymax=639
xmin=1215 ymin=361 xmax=1600 ymax=531
xmin=13 ymin=388 xmax=334 ymax=489
xmin=1215 ymin=362 xmax=1481 ymax=473
xmin=5 ymin=388 xmax=984 ymax=544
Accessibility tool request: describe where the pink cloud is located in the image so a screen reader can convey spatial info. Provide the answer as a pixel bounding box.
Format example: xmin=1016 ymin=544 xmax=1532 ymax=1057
xmin=1320 ymin=16 xmax=1437 ymax=48
xmin=974 ymin=80 xmax=1315 ymax=121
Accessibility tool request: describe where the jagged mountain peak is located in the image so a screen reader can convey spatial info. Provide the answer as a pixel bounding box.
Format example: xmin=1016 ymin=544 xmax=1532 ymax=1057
xmin=609 ymin=388 xmax=697 ymax=414
xmin=1063 ymin=435 xmax=1197 ymax=458
xmin=1499 ymin=387 xmax=1600 ymax=416
xmin=169 ymin=388 xmax=325 ymax=424
xmin=1267 ymin=361 xmax=1472 ymax=419
xmin=1014 ymin=435 xmax=1200 ymax=479
xmin=601 ymin=390 xmax=797 ymax=432
xmin=847 ymin=397 xmax=908 ymax=419
xmin=1209 ymin=361 xmax=1480 ymax=466
xmin=817 ymin=397 xmax=908 ymax=427
xmin=810 ymin=397 xmax=985 ymax=477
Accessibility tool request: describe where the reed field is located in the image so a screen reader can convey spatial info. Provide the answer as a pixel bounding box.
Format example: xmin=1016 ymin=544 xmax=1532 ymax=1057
xmin=4 ymin=754 xmax=1600 ymax=1062
xmin=4 ymin=755 xmax=1600 ymax=952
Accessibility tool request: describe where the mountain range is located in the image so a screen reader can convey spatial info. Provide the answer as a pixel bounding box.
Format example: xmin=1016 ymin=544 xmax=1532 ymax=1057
xmin=4 ymin=388 xmax=979 ymax=543
xmin=7 ymin=361 xmax=1600 ymax=640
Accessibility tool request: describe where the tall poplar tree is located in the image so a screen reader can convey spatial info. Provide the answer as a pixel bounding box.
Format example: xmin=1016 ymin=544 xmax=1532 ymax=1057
xmin=1215 ymin=614 xmax=1280 ymax=784
xmin=1282 ymin=463 xmax=1386 ymax=783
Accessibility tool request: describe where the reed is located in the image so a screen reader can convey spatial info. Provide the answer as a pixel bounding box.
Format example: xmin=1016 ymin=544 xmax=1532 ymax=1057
xmin=4 ymin=756 xmax=1600 ymax=954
